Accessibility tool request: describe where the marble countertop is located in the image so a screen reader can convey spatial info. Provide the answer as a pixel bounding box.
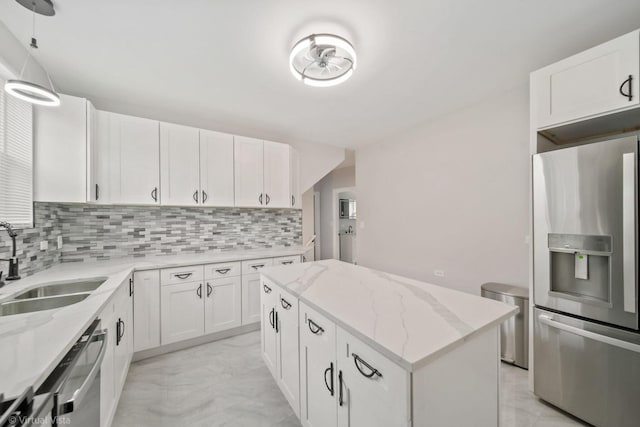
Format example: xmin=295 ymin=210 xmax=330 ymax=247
xmin=261 ymin=260 xmax=518 ymax=371
xmin=0 ymin=247 xmax=306 ymax=399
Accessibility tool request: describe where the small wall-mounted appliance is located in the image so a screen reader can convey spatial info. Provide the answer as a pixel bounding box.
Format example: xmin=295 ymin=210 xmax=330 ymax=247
xmin=339 ymin=199 xmax=356 ymax=219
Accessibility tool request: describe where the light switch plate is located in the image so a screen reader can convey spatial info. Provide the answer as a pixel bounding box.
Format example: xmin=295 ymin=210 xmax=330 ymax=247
xmin=40 ymin=241 xmax=48 ymax=251
xmin=57 ymin=236 xmax=63 ymax=249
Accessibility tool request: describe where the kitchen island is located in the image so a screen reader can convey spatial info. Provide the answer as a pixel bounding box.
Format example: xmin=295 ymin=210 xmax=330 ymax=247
xmin=260 ymin=260 xmax=518 ymax=427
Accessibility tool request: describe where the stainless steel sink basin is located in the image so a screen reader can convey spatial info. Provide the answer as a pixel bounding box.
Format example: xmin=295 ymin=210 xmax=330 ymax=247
xmin=13 ymin=279 xmax=106 ymax=300
xmin=0 ymin=293 xmax=91 ymax=316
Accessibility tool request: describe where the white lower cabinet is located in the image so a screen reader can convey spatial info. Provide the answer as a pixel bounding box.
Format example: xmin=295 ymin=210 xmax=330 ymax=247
xmin=261 ymin=281 xmax=278 ymax=376
xmin=205 ymin=275 xmax=242 ymax=334
xmin=133 ymin=270 xmax=160 ymax=352
xmin=242 ymin=259 xmax=273 ymax=324
xmin=160 ymin=280 xmax=205 ymax=344
xmin=100 ymin=275 xmax=134 ymax=427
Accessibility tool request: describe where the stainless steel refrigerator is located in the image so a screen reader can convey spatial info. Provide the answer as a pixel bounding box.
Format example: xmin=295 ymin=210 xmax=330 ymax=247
xmin=533 ymin=135 xmax=640 ymax=427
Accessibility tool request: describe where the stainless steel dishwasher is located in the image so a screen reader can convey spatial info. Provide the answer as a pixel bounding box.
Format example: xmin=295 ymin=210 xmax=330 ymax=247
xmin=36 ymin=319 xmax=107 ymax=426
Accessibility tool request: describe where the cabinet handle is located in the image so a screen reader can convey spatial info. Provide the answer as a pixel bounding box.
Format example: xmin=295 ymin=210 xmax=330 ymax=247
xmin=292 ymin=195 xmax=295 ymax=207
xmin=275 ymin=311 xmax=279 ymax=333
xmin=352 ymin=353 xmax=382 ymax=378
xmin=263 ymin=284 xmax=272 ymax=294
xmin=116 ymin=318 xmax=124 ymax=346
xmin=129 ymin=277 xmax=133 ymax=297
xmin=196 ymin=284 xmax=202 ymax=299
xmin=280 ymin=297 xmax=291 ymax=310
xmin=174 ymin=273 xmax=193 ymax=280
xmin=193 ymin=190 xmax=199 ymax=204
xmin=324 ymin=362 xmax=335 ymax=396
xmin=338 ymin=370 xmax=344 ymax=407
xmin=95 ymin=184 xmax=100 ymax=201
xmin=202 ymin=190 xmax=208 ymax=204
xmin=281 ymin=261 xmax=293 ymax=265
xmin=151 ymin=187 xmax=158 ymax=202
xmin=265 ymin=194 xmax=270 ymax=205
xmin=206 ymin=282 xmax=212 ymax=297
xmin=308 ymin=318 xmax=324 ymax=335
xmin=252 ymin=264 xmax=265 ymax=270
xmin=215 ymin=268 xmax=231 ymax=274
xmin=269 ymin=308 xmax=275 ymax=329
xmin=259 ymin=194 xmax=263 ymax=205
xmin=620 ymin=75 xmax=633 ymax=101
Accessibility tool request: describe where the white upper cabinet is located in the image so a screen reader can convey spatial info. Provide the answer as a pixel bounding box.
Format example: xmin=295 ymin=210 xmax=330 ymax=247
xmin=290 ymin=147 xmax=301 ymax=209
xmin=234 ymin=136 xmax=264 ymax=207
xmin=264 ymin=141 xmax=291 ymax=208
xmin=533 ymin=30 xmax=639 ymax=129
xmin=92 ymin=111 xmax=160 ymax=204
xmin=160 ymin=122 xmax=201 ymax=206
xmin=34 ymin=93 xmax=89 ymax=203
xmin=200 ymin=130 xmax=235 ymax=207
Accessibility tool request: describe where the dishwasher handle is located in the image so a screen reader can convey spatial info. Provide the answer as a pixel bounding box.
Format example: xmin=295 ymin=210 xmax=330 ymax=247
xmin=58 ymin=329 xmax=108 ymax=415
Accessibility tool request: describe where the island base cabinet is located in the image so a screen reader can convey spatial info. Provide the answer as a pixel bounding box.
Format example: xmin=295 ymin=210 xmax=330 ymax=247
xmin=299 ymin=302 xmax=338 ymax=427
xmin=276 ymin=287 xmax=300 ymax=417
xmin=261 ymin=280 xmax=278 ymax=377
xmin=160 ymin=281 xmax=205 ymax=345
xmin=336 ymin=329 xmax=411 ymax=427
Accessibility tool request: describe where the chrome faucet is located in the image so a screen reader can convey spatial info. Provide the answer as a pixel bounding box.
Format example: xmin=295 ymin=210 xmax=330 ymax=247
xmin=0 ymin=221 xmax=20 ymax=283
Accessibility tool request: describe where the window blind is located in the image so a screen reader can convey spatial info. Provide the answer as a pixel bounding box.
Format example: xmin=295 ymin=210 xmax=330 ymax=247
xmin=0 ymin=76 xmax=34 ymax=228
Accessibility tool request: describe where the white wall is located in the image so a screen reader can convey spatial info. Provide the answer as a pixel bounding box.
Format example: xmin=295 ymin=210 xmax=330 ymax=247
xmin=289 ymin=140 xmax=345 ymax=193
xmin=356 ymin=86 xmax=529 ymax=295
xmin=301 ymin=189 xmax=315 ymax=261
xmin=314 ymin=166 xmax=355 ymax=260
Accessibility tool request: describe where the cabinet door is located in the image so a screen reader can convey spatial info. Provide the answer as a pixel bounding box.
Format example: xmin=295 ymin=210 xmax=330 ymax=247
xmin=241 ymin=273 xmax=262 ymax=324
xmin=336 ymin=328 xmax=410 ymax=427
xmin=290 ymin=147 xmax=301 ymax=209
xmin=160 ymin=281 xmax=205 ymax=344
xmin=113 ymin=282 xmax=133 ymax=397
xmin=160 ymin=122 xmax=201 ymax=205
xmin=108 ymin=113 xmax=160 ymax=205
xmin=99 ymin=299 xmax=116 ymax=427
xmin=261 ymin=280 xmax=278 ymax=377
xmin=200 ymin=130 xmax=235 ymax=206
xmin=299 ymin=302 xmax=338 ymax=427
xmin=93 ymin=110 xmax=113 ymax=203
xmin=277 ymin=287 xmax=300 ymax=416
xmin=34 ymin=94 xmax=87 ymax=202
xmin=133 ymin=270 xmax=160 ymax=352
xmin=534 ymin=30 xmax=639 ymax=129
xmin=204 ymin=276 xmax=241 ymax=334
xmin=264 ymin=141 xmax=291 ymax=208
xmin=234 ymin=136 xmax=264 ymax=207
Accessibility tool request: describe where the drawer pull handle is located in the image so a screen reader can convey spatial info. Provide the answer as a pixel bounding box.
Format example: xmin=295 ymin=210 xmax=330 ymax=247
xmin=280 ymin=297 xmax=292 ymax=310
xmin=216 ymin=268 xmax=231 ymax=274
xmin=263 ymin=284 xmax=272 ymax=294
xmin=269 ymin=308 xmax=275 ymax=329
xmin=352 ymin=353 xmax=382 ymax=378
xmin=281 ymin=261 xmax=294 ymax=265
xmin=251 ymin=264 xmax=265 ymax=270
xmin=174 ymin=273 xmax=193 ymax=280
xmin=206 ymin=283 xmax=212 ymax=297
xmin=324 ymin=362 xmax=334 ymax=396
xmin=308 ymin=318 xmax=324 ymax=335
xmin=338 ymin=370 xmax=344 ymax=406
xmin=620 ymin=75 xmax=633 ymax=101
xmin=196 ymin=284 xmax=202 ymax=299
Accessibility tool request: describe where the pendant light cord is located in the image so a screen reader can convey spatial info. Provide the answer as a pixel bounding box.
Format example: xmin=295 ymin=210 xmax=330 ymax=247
xmin=17 ymin=1 xmax=57 ymax=92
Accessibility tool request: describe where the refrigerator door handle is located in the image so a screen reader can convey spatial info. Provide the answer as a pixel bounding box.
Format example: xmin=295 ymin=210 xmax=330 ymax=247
xmin=539 ymin=314 xmax=640 ymax=353
xmin=622 ymin=152 xmax=637 ymax=314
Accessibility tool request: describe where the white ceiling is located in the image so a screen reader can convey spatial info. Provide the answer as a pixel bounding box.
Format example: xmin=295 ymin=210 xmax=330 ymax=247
xmin=1 ymin=0 xmax=639 ymax=148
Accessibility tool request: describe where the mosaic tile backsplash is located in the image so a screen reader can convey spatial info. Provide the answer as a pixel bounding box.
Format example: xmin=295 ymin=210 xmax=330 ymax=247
xmin=0 ymin=202 xmax=302 ymax=278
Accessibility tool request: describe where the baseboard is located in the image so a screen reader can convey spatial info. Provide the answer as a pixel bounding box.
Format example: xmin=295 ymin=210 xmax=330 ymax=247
xmin=132 ymin=322 xmax=261 ymax=362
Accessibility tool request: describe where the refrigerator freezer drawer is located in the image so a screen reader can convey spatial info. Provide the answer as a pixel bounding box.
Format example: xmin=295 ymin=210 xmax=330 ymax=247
xmin=534 ymin=307 xmax=640 ymax=426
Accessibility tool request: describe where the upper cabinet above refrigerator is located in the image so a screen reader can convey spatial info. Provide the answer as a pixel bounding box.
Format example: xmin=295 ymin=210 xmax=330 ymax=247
xmin=532 ymin=29 xmax=639 ymax=132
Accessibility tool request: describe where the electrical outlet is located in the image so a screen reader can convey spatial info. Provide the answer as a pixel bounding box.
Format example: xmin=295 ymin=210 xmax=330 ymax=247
xmin=434 ymin=270 xmax=445 ymax=277
xmin=57 ymin=236 xmax=63 ymax=249
xmin=40 ymin=241 xmax=48 ymax=251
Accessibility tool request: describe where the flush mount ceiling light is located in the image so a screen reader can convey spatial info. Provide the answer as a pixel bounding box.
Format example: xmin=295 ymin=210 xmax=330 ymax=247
xmin=4 ymin=0 xmax=60 ymax=107
xmin=289 ymin=34 xmax=357 ymax=87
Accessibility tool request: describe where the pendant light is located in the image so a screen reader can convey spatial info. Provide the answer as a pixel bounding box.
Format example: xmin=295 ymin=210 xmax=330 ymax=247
xmin=4 ymin=0 xmax=60 ymax=107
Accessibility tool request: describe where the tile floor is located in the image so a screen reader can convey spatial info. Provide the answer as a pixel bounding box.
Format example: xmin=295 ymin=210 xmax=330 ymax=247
xmin=113 ymin=331 xmax=588 ymax=427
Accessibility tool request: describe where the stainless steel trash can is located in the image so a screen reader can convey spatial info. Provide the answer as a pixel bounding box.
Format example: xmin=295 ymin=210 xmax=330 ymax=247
xmin=481 ymin=282 xmax=529 ymax=369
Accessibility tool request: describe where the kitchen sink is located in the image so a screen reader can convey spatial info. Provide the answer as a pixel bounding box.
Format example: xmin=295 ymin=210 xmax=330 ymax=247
xmin=0 ymin=293 xmax=91 ymax=316
xmin=12 ymin=279 xmax=106 ymax=300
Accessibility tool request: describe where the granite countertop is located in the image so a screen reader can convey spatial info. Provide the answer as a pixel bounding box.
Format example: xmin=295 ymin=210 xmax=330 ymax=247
xmin=261 ymin=259 xmax=518 ymax=371
xmin=0 ymin=247 xmax=306 ymax=399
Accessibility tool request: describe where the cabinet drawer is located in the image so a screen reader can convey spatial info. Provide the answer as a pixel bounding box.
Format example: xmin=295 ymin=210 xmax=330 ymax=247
xmin=204 ymin=261 xmax=241 ymax=279
xmin=299 ymin=301 xmax=336 ymax=341
xmin=160 ymin=265 xmax=204 ymax=285
xmin=273 ymin=255 xmax=301 ymax=266
xmin=241 ymin=258 xmax=273 ymax=275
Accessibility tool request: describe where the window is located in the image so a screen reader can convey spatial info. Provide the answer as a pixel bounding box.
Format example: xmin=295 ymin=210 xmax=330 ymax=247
xmin=0 ymin=76 xmax=33 ymax=228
